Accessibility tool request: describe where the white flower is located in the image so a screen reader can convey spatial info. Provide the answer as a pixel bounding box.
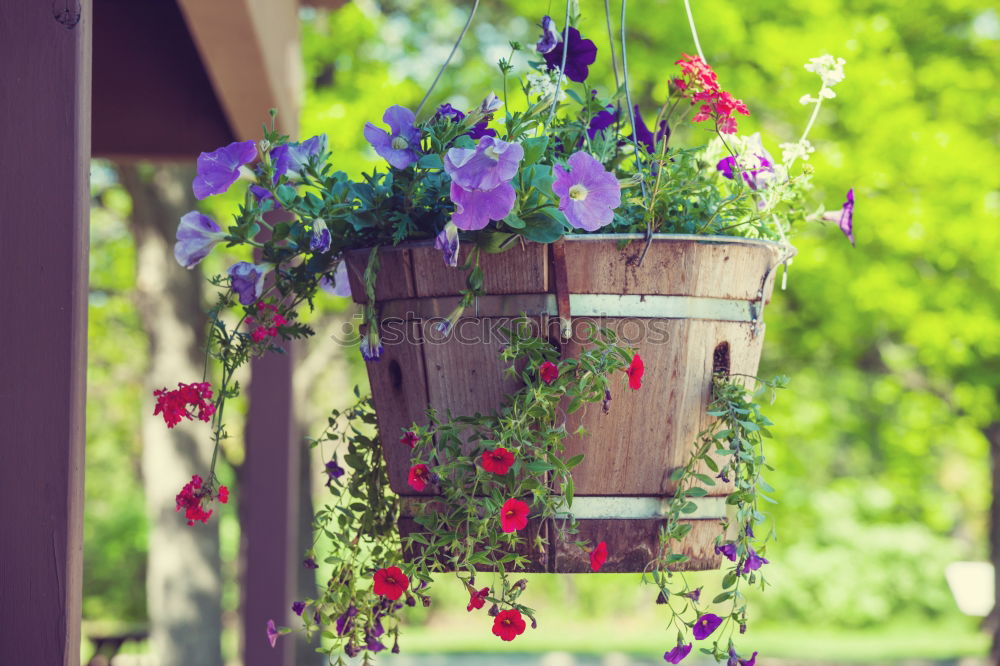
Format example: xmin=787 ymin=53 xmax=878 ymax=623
xmin=804 ymin=54 xmax=846 ymax=89
xmin=799 ymin=94 xmax=816 ymax=105
xmin=526 ymin=70 xmax=566 ymax=102
xmin=819 ymin=87 xmax=837 ymax=99
xmin=780 ymin=139 xmax=815 ymax=165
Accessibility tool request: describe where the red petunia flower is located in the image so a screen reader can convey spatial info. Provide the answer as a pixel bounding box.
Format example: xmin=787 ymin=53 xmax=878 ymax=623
xmin=626 ymin=353 xmax=644 ymax=390
xmin=539 ymin=361 xmax=559 ymax=385
xmin=400 ymin=431 xmax=419 ymax=448
xmin=373 ymin=566 xmax=410 ymax=601
xmin=467 ymin=586 xmax=490 ymax=612
xmin=500 ymin=498 xmax=530 ymax=533
xmin=153 ymin=382 xmax=216 ymax=428
xmin=482 ymin=447 xmax=515 ymax=475
xmin=590 ymin=541 xmax=608 ymax=572
xmin=408 ymin=464 xmax=430 ymax=491
xmin=491 ymin=609 xmax=527 ymax=641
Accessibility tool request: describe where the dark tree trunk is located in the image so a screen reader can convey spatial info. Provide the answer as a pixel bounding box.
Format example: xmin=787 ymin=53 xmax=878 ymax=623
xmin=119 ymin=164 xmax=224 ymax=666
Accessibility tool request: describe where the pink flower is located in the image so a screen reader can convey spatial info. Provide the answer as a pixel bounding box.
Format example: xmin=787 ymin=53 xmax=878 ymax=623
xmin=408 ymin=464 xmax=430 ymax=491
xmin=400 ymin=431 xmax=419 ymax=448
xmin=500 ymin=498 xmax=530 ymax=533
xmin=539 ymin=361 xmax=559 ymax=385
xmin=590 ymin=541 xmax=608 ymax=572
xmin=627 ymin=354 xmax=644 ymax=390
xmin=266 ymin=619 xmax=279 ymax=648
xmin=153 ymin=382 xmax=215 ymax=428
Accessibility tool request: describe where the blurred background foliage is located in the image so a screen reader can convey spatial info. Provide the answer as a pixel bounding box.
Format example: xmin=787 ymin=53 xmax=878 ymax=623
xmin=84 ymin=0 xmax=998 ymax=660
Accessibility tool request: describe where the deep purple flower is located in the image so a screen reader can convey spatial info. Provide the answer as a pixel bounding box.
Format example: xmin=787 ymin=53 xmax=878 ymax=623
xmin=434 ymin=223 xmax=460 ymax=267
xmin=445 ymin=136 xmax=523 ymax=191
xmin=633 ymin=105 xmax=670 ymax=154
xmin=715 ymin=542 xmax=738 ymax=562
xmin=320 ymin=261 xmax=352 ymax=298
xmin=366 ymin=636 xmax=387 ymax=652
xmin=742 ymin=548 xmax=769 ymax=573
xmin=303 ymin=557 xmax=319 ymax=570
xmin=436 ymin=103 xmax=464 ymax=122
xmin=436 ymin=103 xmax=496 ymax=140
xmin=336 ymin=605 xmax=358 ymax=636
xmin=663 ymin=643 xmax=693 ymax=664
xmin=266 ymin=619 xmax=279 ymax=648
xmin=553 ymin=151 xmax=621 ymax=231
xmin=291 ymin=601 xmax=306 ymax=616
xmin=193 ymin=140 xmax=257 ymax=199
xmin=370 ymin=617 xmax=385 ymax=638
xmin=824 ymin=188 xmax=855 ymax=246
xmin=536 ymin=15 xmax=562 ymax=54
xmin=325 ymin=457 xmax=345 ymax=485
xmin=684 ymin=587 xmax=702 ymax=603
xmin=742 ymin=652 xmax=758 ymax=666
xmin=309 ymin=218 xmax=331 ymax=254
xmin=728 ymin=645 xmax=758 ymax=666
xmin=174 ymin=211 xmax=226 ymax=269
xmin=344 ymin=642 xmax=361 ymax=658
xmin=745 ymin=522 xmax=755 ymax=538
xmin=543 ymin=26 xmax=598 ymax=83
xmin=364 ymin=105 xmax=421 ymax=169
xmin=692 ymin=613 xmax=723 ymax=640
xmin=587 ymin=96 xmax=617 ymax=140
xmin=228 ymin=262 xmax=268 ymax=306
xmin=450 ymin=182 xmax=516 ymax=231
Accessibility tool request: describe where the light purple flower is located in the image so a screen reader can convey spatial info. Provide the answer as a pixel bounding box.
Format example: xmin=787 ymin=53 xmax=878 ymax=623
xmin=553 ymin=151 xmax=621 ymax=231
xmin=266 ymin=619 xmax=279 ymax=648
xmin=228 ymin=261 xmax=268 ymax=305
xmin=542 ymin=26 xmax=598 ymax=83
xmin=824 ymin=188 xmax=855 ymax=246
xmin=291 ymin=601 xmax=306 ymax=616
xmin=742 ymin=548 xmax=769 ymax=573
xmin=360 ymin=332 xmax=383 ymax=362
xmin=479 ymin=93 xmax=503 ymax=116
xmin=434 ymin=223 xmax=460 ymax=267
xmin=444 ymin=136 xmax=523 ymax=191
xmin=309 ymin=218 xmax=331 ymax=254
xmin=320 ymin=260 xmax=352 ymax=298
xmin=174 ymin=211 xmax=226 ymax=269
xmin=364 ymin=105 xmax=421 ymax=169
xmin=274 ymin=134 xmax=327 ymax=180
xmin=450 ymin=182 xmax=516 ymax=231
xmin=663 ymin=643 xmax=692 ymax=664
xmin=536 ymin=15 xmax=562 ymax=54
xmin=692 ymin=613 xmax=723 ymax=640
xmin=193 ymin=140 xmax=257 ymax=199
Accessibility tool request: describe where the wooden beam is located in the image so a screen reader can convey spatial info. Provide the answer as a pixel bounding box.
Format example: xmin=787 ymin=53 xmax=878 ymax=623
xmin=177 ymin=0 xmax=301 ymax=140
xmin=0 ymin=2 xmax=91 ymax=665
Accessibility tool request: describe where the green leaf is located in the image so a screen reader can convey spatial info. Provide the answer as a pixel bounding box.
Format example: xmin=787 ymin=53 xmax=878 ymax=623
xmin=475 ymin=231 xmax=516 ymax=253
xmin=521 ymin=210 xmax=565 ymax=243
xmin=504 ymin=212 xmax=526 ymax=229
xmin=417 ymin=153 xmax=444 ymax=169
xmin=522 ymin=137 xmax=549 ymax=165
xmin=275 ymin=184 xmax=297 ymax=206
xmin=565 ymin=454 xmax=585 ymax=468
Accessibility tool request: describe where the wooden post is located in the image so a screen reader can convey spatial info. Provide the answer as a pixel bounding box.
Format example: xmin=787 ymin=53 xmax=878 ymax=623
xmin=0 ymin=2 xmax=91 ymax=666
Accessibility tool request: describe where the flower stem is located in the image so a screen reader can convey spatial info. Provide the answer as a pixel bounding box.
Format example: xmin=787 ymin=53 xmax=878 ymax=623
xmin=414 ymin=0 xmax=480 ymax=118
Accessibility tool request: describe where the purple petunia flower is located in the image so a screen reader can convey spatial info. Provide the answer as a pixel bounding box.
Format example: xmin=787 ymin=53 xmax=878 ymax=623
xmin=370 ymin=617 xmax=385 ymax=638
xmin=742 ymin=548 xmax=769 ymax=573
xmin=272 ymin=134 xmax=327 ymax=182
xmin=291 ymin=601 xmax=306 ymax=616
xmin=303 ymin=557 xmax=319 ymax=570
xmin=663 ymin=643 xmax=693 ymax=664
xmin=360 ymin=333 xmax=384 ymax=361
xmin=174 ymin=211 xmax=227 ymax=269
xmin=320 ymin=261 xmax=352 ymax=298
xmin=632 ymin=105 xmax=670 ymax=154
xmin=553 ymin=151 xmax=621 ymax=231
xmin=715 ymin=542 xmax=738 ymax=562
xmin=325 ymin=457 xmax=345 ymax=485
xmin=692 ymin=613 xmax=723 ymax=640
xmin=742 ymin=652 xmax=758 ymax=666
xmin=479 ymin=92 xmax=503 ymax=116
xmin=728 ymin=645 xmax=758 ymax=666
xmin=434 ymin=223 xmax=460 ymax=267
xmin=684 ymin=587 xmax=702 ymax=603
xmin=824 ymin=188 xmax=855 ymax=246
xmin=309 ymin=218 xmax=331 ymax=254
xmin=364 ymin=105 xmax=422 ymax=170
xmin=716 ymin=135 xmax=775 ymax=191
xmin=450 ymin=182 xmax=516 ymax=231
xmin=336 ymin=605 xmax=358 ymax=636
xmin=445 ymin=136 xmax=523 ymax=191
xmin=536 ymin=15 xmax=562 ymax=54
xmin=435 ymin=103 xmax=497 ymax=141
xmin=266 ymin=619 xmax=279 ymax=648
xmin=344 ymin=643 xmax=360 ymax=658
xmin=193 ymin=140 xmax=257 ymax=199
xmin=543 ymin=26 xmax=598 ymax=83
xmin=365 ymin=636 xmax=386 ymax=652
xmin=228 ymin=262 xmax=268 ymax=306
xmin=587 ymin=96 xmax=617 ymax=141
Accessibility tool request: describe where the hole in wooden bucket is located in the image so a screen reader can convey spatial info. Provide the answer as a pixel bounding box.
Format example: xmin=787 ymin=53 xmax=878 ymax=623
xmin=713 ymin=342 xmax=731 ymax=377
xmin=388 ymin=359 xmax=403 ymax=390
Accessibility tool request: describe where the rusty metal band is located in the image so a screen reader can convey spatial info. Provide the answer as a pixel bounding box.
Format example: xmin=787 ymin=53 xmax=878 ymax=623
xmin=377 ymin=293 xmax=757 ymax=323
xmin=399 ymin=496 xmax=727 ymax=521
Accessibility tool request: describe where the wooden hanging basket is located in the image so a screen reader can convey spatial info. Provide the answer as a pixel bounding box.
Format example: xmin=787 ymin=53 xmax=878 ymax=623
xmin=345 ymin=234 xmax=787 ymax=574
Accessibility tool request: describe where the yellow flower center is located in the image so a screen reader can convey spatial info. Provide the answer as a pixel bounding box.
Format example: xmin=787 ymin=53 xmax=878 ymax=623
xmin=391 ymin=136 xmax=409 ymax=150
xmin=569 ymin=184 xmax=589 ymax=201
xmin=484 ymin=144 xmax=501 ymax=160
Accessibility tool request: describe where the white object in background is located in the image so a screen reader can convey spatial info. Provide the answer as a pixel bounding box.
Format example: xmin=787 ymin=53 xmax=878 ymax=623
xmin=945 ymin=561 xmax=995 ymax=617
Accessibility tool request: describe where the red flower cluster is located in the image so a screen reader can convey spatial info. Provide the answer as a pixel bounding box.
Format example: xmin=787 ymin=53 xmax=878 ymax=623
xmin=482 ymin=447 xmax=515 ymax=475
xmin=467 ymin=585 xmax=490 ymax=612
xmin=153 ymin=382 xmax=215 ymax=428
xmin=627 ymin=354 xmax=644 ymax=390
xmin=500 ymin=498 xmax=530 ymax=533
xmin=674 ymin=53 xmax=750 ymax=134
xmin=373 ymin=566 xmax=409 ymax=601
xmin=175 ymin=474 xmax=228 ymax=526
xmin=408 ymin=464 xmax=430 ymax=491
xmin=245 ymin=302 xmax=287 ymax=343
xmin=590 ymin=541 xmax=608 ymax=572
xmin=539 ymin=361 xmax=559 ymax=385
xmin=492 ymin=609 xmax=527 ymax=641
xmin=400 ymin=430 xmax=419 ymax=448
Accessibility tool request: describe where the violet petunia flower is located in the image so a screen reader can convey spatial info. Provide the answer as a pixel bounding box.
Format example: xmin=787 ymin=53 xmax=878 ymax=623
xmin=364 ymin=105 xmax=422 ymax=170
xmin=309 ymin=218 xmax=331 ymax=254
xmin=291 ymin=601 xmax=306 ymax=616
xmin=632 ymin=105 xmax=670 ymax=154
xmin=742 ymin=548 xmax=769 ymax=573
xmin=543 ymin=26 xmax=598 ymax=83
xmin=360 ymin=332 xmax=384 ymax=362
xmin=344 ymin=643 xmax=361 ymax=658
xmin=692 ymin=613 xmax=723 ymax=640
xmin=479 ymin=93 xmax=503 ymax=116
xmin=715 ymin=542 xmax=738 ymax=562
xmin=553 ymin=151 xmax=621 ymax=231
xmin=663 ymin=643 xmax=693 ymax=664
xmin=325 ymin=457 xmax=345 ymax=485
xmin=684 ymin=587 xmax=702 ymax=603
xmin=445 ymin=136 xmax=524 ymax=191
xmin=365 ymin=636 xmax=386 ymax=652
xmin=435 ymin=103 xmax=496 ymax=140
xmin=450 ymin=182 xmax=516 ymax=231
xmin=228 ymin=262 xmax=268 ymax=306
xmin=742 ymin=652 xmax=758 ymax=666
xmin=716 ymin=134 xmax=775 ymax=191
xmin=272 ymin=134 xmax=327 ymax=182
xmin=174 ymin=211 xmax=227 ymax=269
xmin=824 ymin=188 xmax=855 ymax=246
xmin=336 ymin=605 xmax=358 ymax=636
xmin=536 ymin=15 xmax=562 ymax=54
xmin=303 ymin=558 xmax=318 ymax=569
xmin=587 ymin=97 xmax=617 ymax=141
xmin=193 ymin=140 xmax=257 ymax=199
xmin=434 ymin=223 xmax=460 ymax=267
xmin=320 ymin=261 xmax=352 ymax=298
xmin=266 ymin=619 xmax=279 ymax=648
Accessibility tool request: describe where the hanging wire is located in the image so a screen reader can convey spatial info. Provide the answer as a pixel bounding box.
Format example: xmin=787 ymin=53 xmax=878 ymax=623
xmin=543 ymin=0 xmax=573 ymax=132
xmin=682 ymin=0 xmax=707 ymax=63
xmin=621 ymin=0 xmax=649 ymax=250
xmin=603 ymin=0 xmax=621 ymax=92
xmin=415 ymin=0 xmax=481 ymax=118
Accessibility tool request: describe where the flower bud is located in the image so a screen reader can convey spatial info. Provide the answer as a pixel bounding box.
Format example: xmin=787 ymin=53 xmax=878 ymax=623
xmin=488 ymin=604 xmax=499 ymax=617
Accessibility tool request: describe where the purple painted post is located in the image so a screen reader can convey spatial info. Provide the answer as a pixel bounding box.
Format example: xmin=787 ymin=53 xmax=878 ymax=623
xmin=0 ymin=3 xmax=91 ymax=666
